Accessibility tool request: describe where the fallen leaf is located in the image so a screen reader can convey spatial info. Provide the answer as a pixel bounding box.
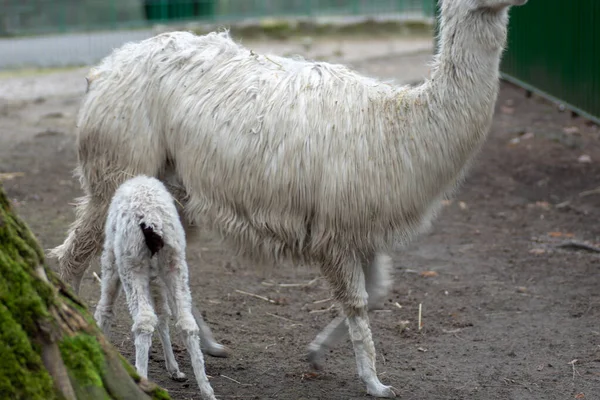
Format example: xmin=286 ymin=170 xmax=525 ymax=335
xmin=578 ymin=154 xmax=592 ymax=163
xmin=441 ymin=199 xmax=453 ymax=206
xmin=301 ymin=372 xmax=319 ymax=381
xmin=563 ymin=126 xmax=580 ymax=135
xmin=529 ymin=248 xmax=546 ymax=255
xmin=534 ymin=201 xmax=551 ymax=210
xmin=420 ymin=271 xmax=439 ymax=278
xmin=575 ymin=393 xmax=585 ymax=399
xmin=508 ymin=137 xmax=521 ymax=146
xmin=271 ymin=297 xmax=288 ymax=306
xmin=0 ymin=172 xmax=25 ymax=181
xmin=501 ymin=106 xmax=515 ymax=114
xmin=521 ymin=132 xmax=535 ymax=140
xmin=516 ymin=286 xmax=527 ymax=293
xmin=548 ymin=231 xmax=575 ymax=238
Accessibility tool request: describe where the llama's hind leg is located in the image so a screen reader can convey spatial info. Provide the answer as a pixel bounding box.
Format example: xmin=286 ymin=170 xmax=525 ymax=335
xmin=49 ymin=195 xmax=110 ymax=294
xmin=94 ymin=248 xmax=121 ymax=339
xmin=152 ymin=280 xmax=187 ymax=382
xmin=177 ymin=194 xmax=228 ymax=358
xmin=320 ymin=258 xmax=396 ymax=398
xmin=307 ymin=253 xmax=393 ymax=369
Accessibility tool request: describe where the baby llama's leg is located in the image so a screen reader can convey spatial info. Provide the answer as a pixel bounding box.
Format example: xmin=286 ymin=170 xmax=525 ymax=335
xmin=152 ymin=280 xmax=187 ymax=381
xmin=320 ymin=257 xmax=396 ymax=398
xmin=121 ymin=260 xmax=158 ymax=379
xmin=307 ymin=253 xmax=393 ymax=369
xmin=94 ymin=247 xmax=121 ymax=339
xmin=163 ymin=259 xmax=216 ymax=400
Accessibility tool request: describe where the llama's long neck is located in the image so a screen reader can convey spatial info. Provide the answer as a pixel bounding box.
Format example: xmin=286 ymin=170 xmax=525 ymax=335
xmin=429 ymin=6 xmax=510 ymax=114
xmin=393 ymin=6 xmax=511 ymax=200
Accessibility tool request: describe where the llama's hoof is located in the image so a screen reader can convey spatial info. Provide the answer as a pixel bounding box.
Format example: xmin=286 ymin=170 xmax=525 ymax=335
xmin=205 ymin=343 xmax=230 ymax=358
xmin=306 ymin=347 xmax=324 ymax=370
xmin=170 ymin=371 xmax=187 ymax=382
xmin=367 ymin=383 xmax=397 ymax=398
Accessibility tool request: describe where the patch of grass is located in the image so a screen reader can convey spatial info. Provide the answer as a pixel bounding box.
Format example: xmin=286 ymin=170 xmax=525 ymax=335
xmin=191 ymin=17 xmax=433 ymax=41
xmin=0 ymin=66 xmax=86 ymax=80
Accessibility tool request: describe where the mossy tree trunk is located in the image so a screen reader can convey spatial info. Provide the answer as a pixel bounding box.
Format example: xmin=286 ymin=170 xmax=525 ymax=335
xmin=0 ymin=184 xmax=171 ymax=400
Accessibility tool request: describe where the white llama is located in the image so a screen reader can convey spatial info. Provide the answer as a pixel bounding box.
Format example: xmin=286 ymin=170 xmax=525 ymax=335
xmin=52 ymin=0 xmax=528 ymax=396
xmin=93 ymin=175 xmax=217 ymax=400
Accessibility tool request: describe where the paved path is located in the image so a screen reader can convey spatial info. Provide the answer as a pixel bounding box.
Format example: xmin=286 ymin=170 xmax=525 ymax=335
xmin=0 ymin=30 xmax=156 ymax=70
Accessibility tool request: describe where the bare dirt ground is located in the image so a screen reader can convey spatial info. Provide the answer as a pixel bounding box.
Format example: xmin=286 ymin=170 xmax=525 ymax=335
xmin=1 ymin=39 xmax=599 ymax=400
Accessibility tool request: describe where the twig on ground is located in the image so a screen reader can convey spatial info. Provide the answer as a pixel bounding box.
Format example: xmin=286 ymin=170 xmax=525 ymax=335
xmin=556 ymin=240 xmax=600 ymax=253
xmin=568 ymin=359 xmax=580 ymax=380
xmin=313 ymin=297 xmax=333 ymax=304
xmin=235 ymin=289 xmax=277 ymax=304
xmin=220 ymin=374 xmax=252 ymax=386
xmin=262 ymin=277 xmax=318 ymax=288
xmin=394 ymin=302 xmax=402 ymax=309
xmin=92 ymin=271 xmax=102 ymax=284
xmin=578 ymin=186 xmax=600 ymax=197
xmin=266 ymin=312 xmax=299 ymax=323
xmin=442 ymin=328 xmax=462 ymax=334
xmin=309 ymin=304 xmax=336 ymax=314
xmin=418 ymin=303 xmax=423 ymax=331
xmin=278 ymin=277 xmax=319 ymax=287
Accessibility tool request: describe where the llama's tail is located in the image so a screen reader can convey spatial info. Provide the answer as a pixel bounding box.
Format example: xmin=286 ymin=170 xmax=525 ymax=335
xmin=139 ymin=222 xmax=164 ymax=256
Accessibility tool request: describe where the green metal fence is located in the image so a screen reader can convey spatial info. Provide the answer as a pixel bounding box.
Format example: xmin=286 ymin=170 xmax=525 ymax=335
xmin=501 ymin=0 xmax=600 ymax=124
xmin=1 ymin=0 xmax=435 ymax=36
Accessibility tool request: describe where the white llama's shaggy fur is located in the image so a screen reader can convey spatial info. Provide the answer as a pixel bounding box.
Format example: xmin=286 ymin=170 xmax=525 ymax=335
xmin=93 ymin=176 xmax=219 ymax=400
xmin=52 ymin=0 xmax=527 ymax=396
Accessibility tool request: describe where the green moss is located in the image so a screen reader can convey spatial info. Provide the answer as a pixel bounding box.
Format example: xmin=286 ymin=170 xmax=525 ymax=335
xmin=117 ymin=352 xmax=141 ymax=382
xmin=59 ymin=334 xmax=105 ymax=388
xmin=149 ymin=386 xmax=171 ymax=400
xmin=66 ymin=369 xmax=111 ymax=400
xmin=0 ymin=304 xmax=56 ymax=400
xmin=0 ymin=186 xmax=59 ymax=399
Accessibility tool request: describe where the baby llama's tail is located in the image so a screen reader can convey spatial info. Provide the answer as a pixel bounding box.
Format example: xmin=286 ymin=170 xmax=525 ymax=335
xmin=139 ymin=222 xmax=164 ymax=256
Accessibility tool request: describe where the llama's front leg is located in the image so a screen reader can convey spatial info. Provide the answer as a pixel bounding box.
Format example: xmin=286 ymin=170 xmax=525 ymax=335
xmin=49 ymin=195 xmax=109 ymax=294
xmin=152 ymin=281 xmax=187 ymax=382
xmin=164 ymin=261 xmax=216 ymax=400
xmin=308 ymin=253 xmax=393 ymax=370
xmin=94 ymin=249 xmax=121 ymax=339
xmin=322 ymin=260 xmax=396 ymax=398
